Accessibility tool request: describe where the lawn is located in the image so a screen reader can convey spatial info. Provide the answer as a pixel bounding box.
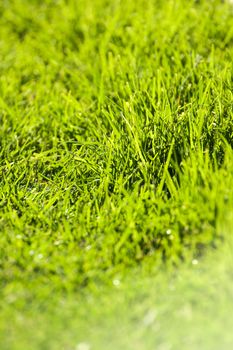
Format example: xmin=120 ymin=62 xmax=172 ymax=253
xmin=0 ymin=0 xmax=233 ymax=349
xmin=1 ymin=231 xmax=233 ymax=349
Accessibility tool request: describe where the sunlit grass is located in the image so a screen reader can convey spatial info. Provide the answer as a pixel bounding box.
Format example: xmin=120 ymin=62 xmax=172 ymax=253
xmin=0 ymin=0 xmax=233 ymax=348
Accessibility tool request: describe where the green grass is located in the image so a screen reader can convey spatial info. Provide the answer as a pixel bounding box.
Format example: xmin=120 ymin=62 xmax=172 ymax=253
xmin=1 ymin=220 xmax=233 ymax=350
xmin=0 ymin=0 xmax=233 ymax=348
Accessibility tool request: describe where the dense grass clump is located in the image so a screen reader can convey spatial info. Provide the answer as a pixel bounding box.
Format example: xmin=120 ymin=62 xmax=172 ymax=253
xmin=0 ymin=0 xmax=233 ymax=295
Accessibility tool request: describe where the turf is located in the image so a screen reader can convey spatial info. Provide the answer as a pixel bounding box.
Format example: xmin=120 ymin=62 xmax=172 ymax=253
xmin=0 ymin=0 xmax=233 ymax=348
xmin=1 ymin=230 xmax=233 ymax=350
